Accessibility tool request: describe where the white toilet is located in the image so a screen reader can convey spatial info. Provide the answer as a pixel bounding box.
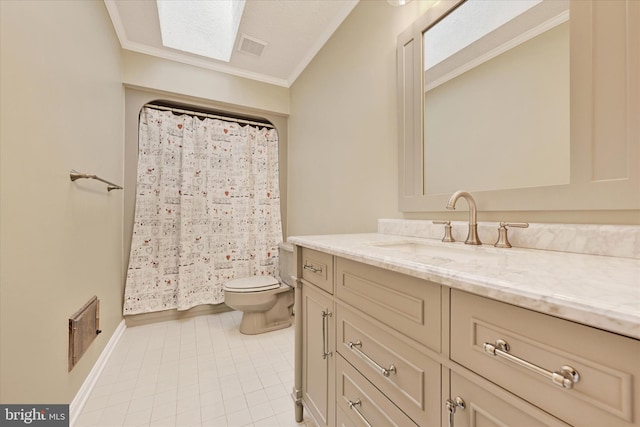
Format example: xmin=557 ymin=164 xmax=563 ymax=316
xmin=224 ymin=276 xmax=293 ymax=335
xmin=223 ymin=245 xmax=294 ymax=335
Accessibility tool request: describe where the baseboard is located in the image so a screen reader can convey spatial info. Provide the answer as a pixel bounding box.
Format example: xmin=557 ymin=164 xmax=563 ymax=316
xmin=124 ymin=303 xmax=232 ymax=327
xmin=69 ymin=319 xmax=126 ymax=427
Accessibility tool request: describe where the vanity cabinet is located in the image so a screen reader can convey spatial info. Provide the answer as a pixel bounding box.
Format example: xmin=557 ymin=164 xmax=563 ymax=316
xmin=297 ymin=249 xmax=443 ymax=427
xmin=294 ymin=246 xmax=640 ymax=427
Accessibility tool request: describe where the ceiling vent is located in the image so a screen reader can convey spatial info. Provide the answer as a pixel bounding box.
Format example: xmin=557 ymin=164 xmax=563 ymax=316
xmin=237 ymin=34 xmax=267 ymax=57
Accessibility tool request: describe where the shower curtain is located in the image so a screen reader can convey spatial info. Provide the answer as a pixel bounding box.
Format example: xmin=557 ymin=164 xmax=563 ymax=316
xmin=123 ymin=106 xmax=282 ymax=315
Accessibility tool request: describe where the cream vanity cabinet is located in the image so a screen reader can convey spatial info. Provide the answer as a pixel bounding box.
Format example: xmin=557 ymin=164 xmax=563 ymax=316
xmin=296 ymin=247 xmax=444 ymax=427
xmin=293 ymin=246 xmax=640 ymax=427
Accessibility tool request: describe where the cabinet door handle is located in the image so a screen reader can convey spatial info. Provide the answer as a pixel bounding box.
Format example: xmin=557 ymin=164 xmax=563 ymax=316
xmin=347 ymin=399 xmax=373 ymax=427
xmin=304 ymin=264 xmax=322 ymax=273
xmin=483 ymin=339 xmax=580 ymax=389
xmin=446 ymin=397 xmax=465 ymax=427
xmin=321 ymin=310 xmax=332 ymax=359
xmin=347 ymin=340 xmax=397 ymax=377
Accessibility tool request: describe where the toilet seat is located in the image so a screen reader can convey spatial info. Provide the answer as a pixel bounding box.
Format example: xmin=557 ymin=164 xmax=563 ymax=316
xmin=224 ymin=275 xmax=280 ymax=293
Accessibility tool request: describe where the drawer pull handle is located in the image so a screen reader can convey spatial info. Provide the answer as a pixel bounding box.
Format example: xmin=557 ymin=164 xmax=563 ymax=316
xmin=321 ymin=310 xmax=332 ymax=359
xmin=483 ymin=339 xmax=580 ymax=390
xmin=347 ymin=399 xmax=373 ymax=427
xmin=348 ymin=340 xmax=397 ymax=377
xmin=303 ymin=264 xmax=322 ymax=274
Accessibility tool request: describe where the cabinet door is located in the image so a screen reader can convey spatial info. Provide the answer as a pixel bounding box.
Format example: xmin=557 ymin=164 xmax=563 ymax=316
xmin=302 ymin=284 xmax=335 ymax=427
xmin=449 ymin=371 xmax=570 ymax=427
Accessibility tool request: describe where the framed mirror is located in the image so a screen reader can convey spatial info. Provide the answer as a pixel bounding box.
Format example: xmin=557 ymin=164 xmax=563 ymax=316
xmin=423 ymin=0 xmax=569 ymax=195
xmin=397 ymin=0 xmax=639 ymax=212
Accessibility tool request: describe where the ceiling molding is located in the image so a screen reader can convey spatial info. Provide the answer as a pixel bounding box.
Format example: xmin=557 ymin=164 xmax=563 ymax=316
xmin=122 ymin=40 xmax=291 ymax=88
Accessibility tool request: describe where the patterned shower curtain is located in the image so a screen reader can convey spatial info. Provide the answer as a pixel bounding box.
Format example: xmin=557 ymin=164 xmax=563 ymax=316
xmin=123 ymin=107 xmax=282 ymax=315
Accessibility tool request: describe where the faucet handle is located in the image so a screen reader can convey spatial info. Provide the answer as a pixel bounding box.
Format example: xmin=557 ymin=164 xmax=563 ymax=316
xmin=433 ymin=221 xmax=455 ymax=242
xmin=494 ymin=222 xmax=529 ymax=248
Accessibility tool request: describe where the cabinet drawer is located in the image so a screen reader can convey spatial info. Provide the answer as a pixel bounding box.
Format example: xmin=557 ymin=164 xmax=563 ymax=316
xmin=451 ymin=289 xmax=640 ymax=427
xmin=302 ymin=248 xmax=334 ymax=294
xmin=335 ymin=257 xmax=441 ymax=352
xmin=450 ymin=371 xmax=570 ymax=427
xmin=336 ymin=304 xmax=440 ymax=426
xmin=337 ymin=354 xmax=418 ymax=427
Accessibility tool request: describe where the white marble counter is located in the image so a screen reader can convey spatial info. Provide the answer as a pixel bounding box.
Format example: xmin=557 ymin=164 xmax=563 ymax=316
xmin=288 ymin=233 xmax=640 ymax=340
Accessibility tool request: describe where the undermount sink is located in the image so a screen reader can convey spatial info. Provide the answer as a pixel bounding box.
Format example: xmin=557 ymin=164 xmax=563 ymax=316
xmin=368 ymin=240 xmax=494 ymax=261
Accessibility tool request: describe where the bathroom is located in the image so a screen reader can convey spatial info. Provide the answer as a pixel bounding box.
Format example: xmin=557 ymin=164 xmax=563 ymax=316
xmin=1 ymin=0 xmax=638 ymax=426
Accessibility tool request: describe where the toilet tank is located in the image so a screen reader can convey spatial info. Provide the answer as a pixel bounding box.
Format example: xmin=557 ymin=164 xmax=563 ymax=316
xmin=278 ymin=242 xmax=294 ymax=286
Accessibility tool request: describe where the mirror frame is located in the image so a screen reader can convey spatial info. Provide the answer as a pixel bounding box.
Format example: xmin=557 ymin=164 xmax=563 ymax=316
xmin=397 ymin=0 xmax=639 ymax=212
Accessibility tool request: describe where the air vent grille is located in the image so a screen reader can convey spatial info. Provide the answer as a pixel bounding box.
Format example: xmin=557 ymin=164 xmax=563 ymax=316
xmin=238 ymin=34 xmax=267 ymax=57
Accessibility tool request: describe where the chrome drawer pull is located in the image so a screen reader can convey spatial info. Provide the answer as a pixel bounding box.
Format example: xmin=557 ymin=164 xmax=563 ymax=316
xmin=347 ymin=399 xmax=373 ymax=427
xmin=321 ymin=310 xmax=332 ymax=359
xmin=483 ymin=339 xmax=580 ymax=389
xmin=303 ymin=264 xmax=322 ymax=273
xmin=347 ymin=340 xmax=397 ymax=377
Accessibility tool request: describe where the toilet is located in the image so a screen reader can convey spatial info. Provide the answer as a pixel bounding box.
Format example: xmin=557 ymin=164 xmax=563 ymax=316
xmin=224 ymin=276 xmax=293 ymax=334
xmin=223 ymin=244 xmax=295 ymax=335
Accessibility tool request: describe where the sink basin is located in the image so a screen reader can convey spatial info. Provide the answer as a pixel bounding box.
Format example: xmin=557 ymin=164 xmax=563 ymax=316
xmin=368 ymin=241 xmax=494 ymax=262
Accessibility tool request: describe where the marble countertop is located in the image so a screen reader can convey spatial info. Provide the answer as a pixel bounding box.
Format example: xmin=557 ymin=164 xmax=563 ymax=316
xmin=288 ymin=233 xmax=640 ymax=340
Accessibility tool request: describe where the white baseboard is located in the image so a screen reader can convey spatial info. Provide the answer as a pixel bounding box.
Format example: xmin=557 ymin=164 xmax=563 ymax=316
xmin=69 ymin=319 xmax=126 ymax=427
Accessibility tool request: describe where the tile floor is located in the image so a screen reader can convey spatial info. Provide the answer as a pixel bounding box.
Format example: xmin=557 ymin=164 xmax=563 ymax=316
xmin=74 ymin=311 xmax=315 ymax=427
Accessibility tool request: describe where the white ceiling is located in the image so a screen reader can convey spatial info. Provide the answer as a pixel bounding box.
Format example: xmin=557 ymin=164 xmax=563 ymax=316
xmin=104 ymin=0 xmax=359 ymax=88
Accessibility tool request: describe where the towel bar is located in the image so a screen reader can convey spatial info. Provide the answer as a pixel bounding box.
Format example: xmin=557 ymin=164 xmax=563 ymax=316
xmin=70 ymin=170 xmax=122 ymax=191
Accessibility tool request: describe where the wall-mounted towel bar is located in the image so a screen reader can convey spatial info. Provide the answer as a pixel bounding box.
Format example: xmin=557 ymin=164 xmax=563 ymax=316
xmin=70 ymin=170 xmax=122 ymax=191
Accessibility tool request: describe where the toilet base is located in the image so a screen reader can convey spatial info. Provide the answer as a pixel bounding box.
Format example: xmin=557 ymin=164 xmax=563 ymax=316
xmin=239 ymin=311 xmax=293 ymax=335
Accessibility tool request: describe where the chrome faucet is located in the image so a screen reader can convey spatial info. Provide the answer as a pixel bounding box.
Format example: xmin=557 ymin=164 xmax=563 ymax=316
xmin=446 ymin=191 xmax=481 ymax=245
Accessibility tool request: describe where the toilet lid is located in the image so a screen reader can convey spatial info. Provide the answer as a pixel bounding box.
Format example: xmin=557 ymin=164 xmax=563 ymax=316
xmin=224 ymin=275 xmax=280 ymax=293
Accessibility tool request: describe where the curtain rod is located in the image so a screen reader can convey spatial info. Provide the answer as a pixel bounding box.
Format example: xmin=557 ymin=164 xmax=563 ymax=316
xmin=143 ymin=104 xmax=275 ymax=129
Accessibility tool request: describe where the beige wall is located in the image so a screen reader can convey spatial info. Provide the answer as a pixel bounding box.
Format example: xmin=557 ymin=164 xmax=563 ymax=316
xmin=122 ymin=51 xmax=290 ymax=116
xmin=289 ymin=1 xmax=430 ymax=236
xmin=0 ymin=0 xmax=124 ymax=403
xmin=288 ymin=0 xmax=639 ymax=237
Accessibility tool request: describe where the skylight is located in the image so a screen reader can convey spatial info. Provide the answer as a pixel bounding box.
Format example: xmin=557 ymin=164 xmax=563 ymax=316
xmin=157 ymin=0 xmax=246 ymax=62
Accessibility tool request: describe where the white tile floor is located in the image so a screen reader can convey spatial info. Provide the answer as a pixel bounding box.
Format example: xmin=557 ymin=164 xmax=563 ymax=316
xmin=75 ymin=311 xmax=315 ymax=427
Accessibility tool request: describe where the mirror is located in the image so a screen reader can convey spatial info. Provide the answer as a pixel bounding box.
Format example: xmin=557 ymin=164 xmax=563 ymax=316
xmin=422 ymin=0 xmax=570 ymax=195
xmin=398 ymin=0 xmax=638 ymax=212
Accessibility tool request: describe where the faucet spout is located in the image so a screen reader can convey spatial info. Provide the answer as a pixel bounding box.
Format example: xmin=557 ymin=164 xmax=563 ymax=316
xmin=446 ymin=191 xmax=481 ymax=245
